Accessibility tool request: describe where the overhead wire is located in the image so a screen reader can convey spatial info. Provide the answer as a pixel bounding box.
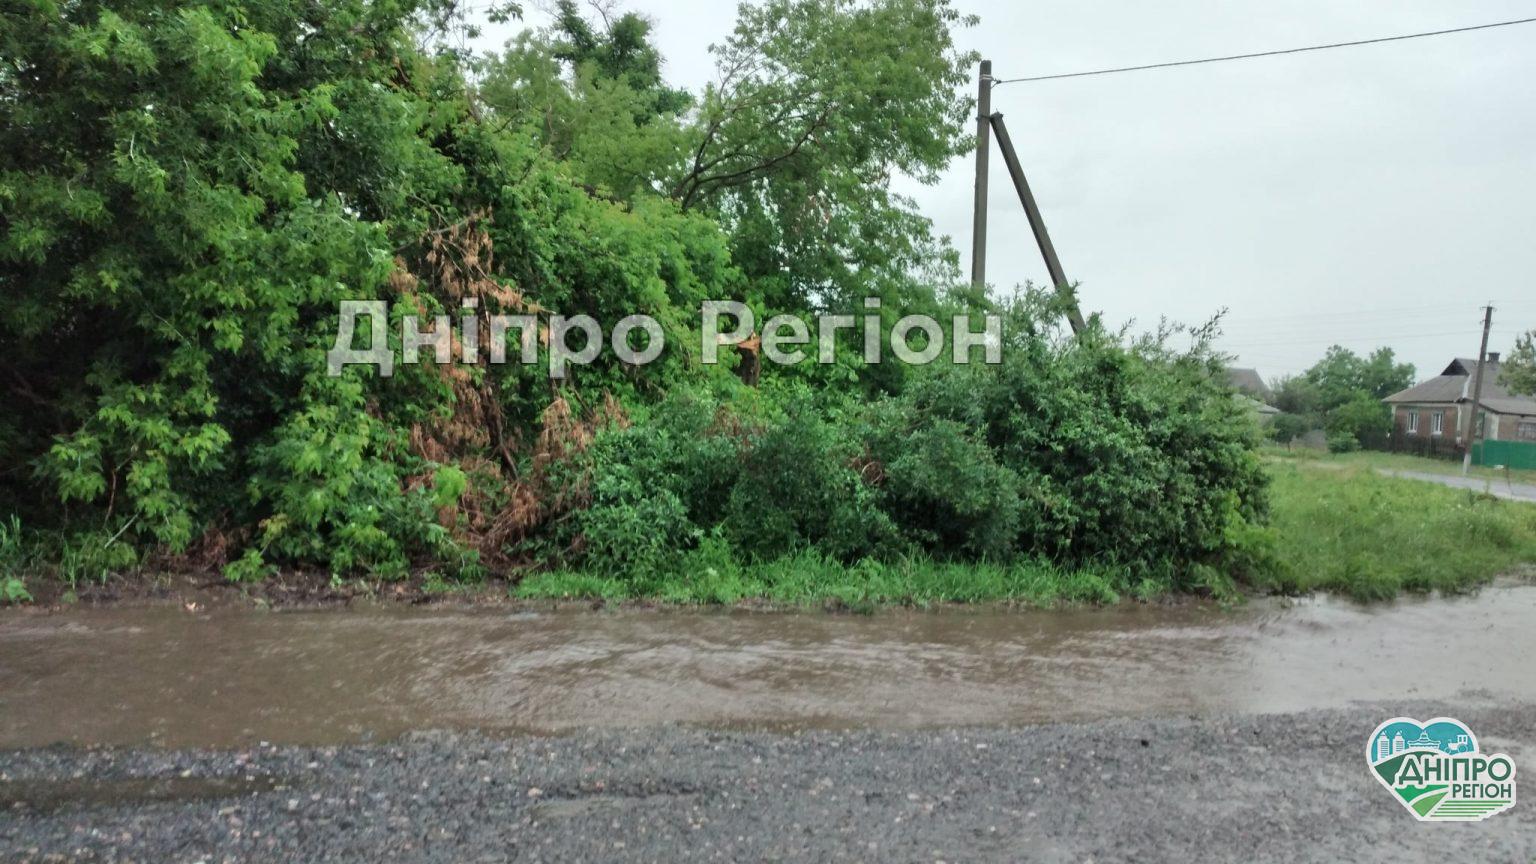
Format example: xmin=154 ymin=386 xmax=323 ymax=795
xmin=991 ymin=16 xmax=1536 ymax=85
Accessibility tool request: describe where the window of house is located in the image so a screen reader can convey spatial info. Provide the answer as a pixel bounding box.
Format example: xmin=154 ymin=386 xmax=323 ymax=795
xmin=1406 ymin=410 xmax=1419 ymax=434
xmin=1431 ymin=412 xmax=1445 ymax=436
xmin=1520 ymin=421 xmax=1536 ymax=441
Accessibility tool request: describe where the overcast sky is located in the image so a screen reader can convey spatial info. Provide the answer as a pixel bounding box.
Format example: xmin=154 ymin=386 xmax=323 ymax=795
xmin=479 ymin=1 xmax=1536 ymax=384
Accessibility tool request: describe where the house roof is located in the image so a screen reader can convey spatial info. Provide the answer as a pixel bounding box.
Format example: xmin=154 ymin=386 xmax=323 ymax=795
xmin=1384 ymin=374 xmax=1469 ymax=404
xmin=1226 ymin=367 xmax=1272 ymax=400
xmin=1241 ymin=396 xmax=1282 ymax=416
xmin=1480 ymin=397 xmax=1536 ymax=417
xmin=1384 ymin=358 xmax=1536 ymax=415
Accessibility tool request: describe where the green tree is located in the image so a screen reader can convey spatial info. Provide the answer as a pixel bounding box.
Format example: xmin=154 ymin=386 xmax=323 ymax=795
xmin=1271 ymin=374 xmax=1318 ymax=417
xmin=1268 ymin=412 xmax=1312 ymax=447
xmin=1306 ymin=346 xmax=1413 ymax=405
xmin=1275 ymin=347 xmax=1414 ymax=450
xmin=1357 ymin=346 xmax=1418 ymax=400
xmin=549 ymin=0 xmax=689 ymax=118
xmin=477 ymin=1 xmax=690 ymax=200
xmin=672 ymin=0 xmax=976 ymax=315
xmin=481 ymin=0 xmax=977 ymax=324
xmin=1 ymin=0 xmax=416 ymax=556
xmin=0 ymin=0 xmax=739 ymax=574
xmin=1501 ymin=331 xmax=1536 ymax=395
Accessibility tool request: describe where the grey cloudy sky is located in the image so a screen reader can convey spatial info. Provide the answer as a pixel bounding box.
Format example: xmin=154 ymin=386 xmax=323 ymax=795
xmin=480 ymin=1 xmax=1536 ymax=385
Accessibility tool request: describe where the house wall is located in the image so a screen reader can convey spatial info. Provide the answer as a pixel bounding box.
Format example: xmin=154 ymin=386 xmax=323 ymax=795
xmin=1392 ymin=404 xmax=1461 ymax=440
xmin=1495 ymin=413 xmax=1536 ymax=442
xmin=1392 ymin=405 xmax=1536 ymax=447
xmin=1390 ymin=404 xmax=1464 ymax=458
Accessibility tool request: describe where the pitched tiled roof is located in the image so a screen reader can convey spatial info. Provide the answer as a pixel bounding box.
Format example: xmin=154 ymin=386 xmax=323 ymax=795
xmin=1480 ymin=397 xmax=1536 ymax=416
xmin=1226 ymin=367 xmax=1272 ymax=400
xmin=1384 ymin=374 xmax=1467 ymax=404
xmin=1384 ymin=359 xmax=1536 ymax=415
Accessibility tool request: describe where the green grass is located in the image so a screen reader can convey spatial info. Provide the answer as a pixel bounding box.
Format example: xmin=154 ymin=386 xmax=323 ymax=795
xmin=1264 ymin=446 xmax=1536 ymax=486
xmin=0 ymin=516 xmax=34 ymax=605
xmin=514 ymin=547 xmax=1154 ymax=608
xmin=1259 ymin=460 xmax=1536 ymax=600
xmin=1345 ymin=450 xmax=1536 ymax=486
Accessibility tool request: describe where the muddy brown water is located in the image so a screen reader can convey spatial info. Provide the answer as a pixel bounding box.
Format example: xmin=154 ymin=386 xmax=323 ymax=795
xmin=2 ymin=587 xmax=1533 ymax=749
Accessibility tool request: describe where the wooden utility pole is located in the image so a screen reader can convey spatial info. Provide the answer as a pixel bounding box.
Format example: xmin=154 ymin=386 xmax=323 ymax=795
xmin=970 ymin=60 xmax=991 ymax=288
xmin=988 ymin=112 xmax=1087 ymax=334
xmin=968 ymin=64 xmax=1086 ymax=334
xmin=1462 ymin=304 xmax=1494 ymax=475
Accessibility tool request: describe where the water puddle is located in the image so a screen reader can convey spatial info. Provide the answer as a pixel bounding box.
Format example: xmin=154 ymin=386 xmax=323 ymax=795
xmin=0 ymin=775 xmax=284 ymax=813
xmin=1 ymin=587 xmax=1533 ymax=748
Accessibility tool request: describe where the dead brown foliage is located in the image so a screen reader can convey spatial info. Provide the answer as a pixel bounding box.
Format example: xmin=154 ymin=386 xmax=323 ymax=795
xmin=391 ymin=215 xmax=635 ymax=570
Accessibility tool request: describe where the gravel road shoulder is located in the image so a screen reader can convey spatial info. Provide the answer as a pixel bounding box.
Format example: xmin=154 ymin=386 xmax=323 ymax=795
xmin=2 ymin=703 xmax=1531 ymax=863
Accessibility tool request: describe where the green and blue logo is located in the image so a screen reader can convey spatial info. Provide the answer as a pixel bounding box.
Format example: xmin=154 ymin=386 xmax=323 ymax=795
xmin=1367 ymin=717 xmax=1517 ymax=821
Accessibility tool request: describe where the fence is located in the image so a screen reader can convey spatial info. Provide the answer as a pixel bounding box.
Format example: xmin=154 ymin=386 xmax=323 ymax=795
xmin=1473 ymin=439 xmax=1536 ymax=471
xmin=1386 ymin=434 xmax=1463 ymax=461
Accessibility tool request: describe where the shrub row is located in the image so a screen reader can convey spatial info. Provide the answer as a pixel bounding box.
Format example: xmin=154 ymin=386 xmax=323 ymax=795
xmin=557 ymin=321 xmax=1273 ymax=594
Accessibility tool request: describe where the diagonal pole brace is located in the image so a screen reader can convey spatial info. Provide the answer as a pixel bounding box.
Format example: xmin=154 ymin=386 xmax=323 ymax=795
xmin=988 ymin=111 xmax=1088 ymax=334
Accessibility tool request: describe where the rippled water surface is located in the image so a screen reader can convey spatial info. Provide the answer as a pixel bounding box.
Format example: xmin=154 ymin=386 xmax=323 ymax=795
xmin=2 ymin=588 xmax=1532 ymax=748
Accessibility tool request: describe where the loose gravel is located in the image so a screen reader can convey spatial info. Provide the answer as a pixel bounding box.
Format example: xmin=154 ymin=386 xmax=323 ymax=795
xmin=1 ymin=703 xmax=1531 ymax=863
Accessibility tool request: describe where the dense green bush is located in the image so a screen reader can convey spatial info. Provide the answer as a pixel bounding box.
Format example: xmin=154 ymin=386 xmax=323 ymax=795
xmin=869 ymin=416 xmax=1021 ymax=560
xmin=1268 ymin=412 xmax=1313 ymax=447
xmin=877 ymin=313 xmax=1271 ymax=585
xmin=566 ymin=387 xmax=897 ymax=582
xmin=551 ymin=306 xmax=1272 ymax=594
xmin=0 ymin=0 xmax=742 ymax=578
xmin=719 ymin=398 xmax=898 ymax=561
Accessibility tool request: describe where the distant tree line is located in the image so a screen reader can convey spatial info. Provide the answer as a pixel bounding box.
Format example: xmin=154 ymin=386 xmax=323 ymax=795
xmin=1267 ymin=347 xmax=1415 ymax=452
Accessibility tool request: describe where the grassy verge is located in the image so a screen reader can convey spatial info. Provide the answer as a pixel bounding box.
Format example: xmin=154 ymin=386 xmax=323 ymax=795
xmin=513 ymin=550 xmax=1166 ymax=609
xmin=1263 ymin=446 xmax=1536 ymax=486
xmin=1258 ymin=460 xmax=1536 ymax=600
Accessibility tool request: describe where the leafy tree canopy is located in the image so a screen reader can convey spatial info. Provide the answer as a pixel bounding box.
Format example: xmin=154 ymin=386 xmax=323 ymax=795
xmin=1501 ymin=331 xmax=1536 ymax=396
xmin=1271 ymin=346 xmax=1414 ymax=450
xmin=479 ymin=0 xmax=977 ymax=318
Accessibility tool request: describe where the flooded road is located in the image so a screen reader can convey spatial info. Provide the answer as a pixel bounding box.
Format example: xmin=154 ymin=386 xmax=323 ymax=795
xmin=1 ymin=587 xmax=1532 ymax=749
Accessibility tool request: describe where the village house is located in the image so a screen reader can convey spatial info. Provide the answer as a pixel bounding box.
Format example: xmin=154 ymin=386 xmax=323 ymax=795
xmin=1226 ymin=367 xmax=1281 ymax=424
xmin=1383 ymin=354 xmax=1536 ymax=452
xmin=1226 ymin=367 xmax=1273 ymax=403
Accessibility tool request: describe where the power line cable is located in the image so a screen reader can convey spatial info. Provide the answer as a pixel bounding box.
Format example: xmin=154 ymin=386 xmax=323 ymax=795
xmin=1218 ymin=330 xmax=1483 ymax=349
xmin=1220 ymin=306 xmax=1471 ymax=327
xmin=1221 ymin=320 xmax=1490 ymax=340
xmin=1219 ymin=301 xmax=1471 ymax=320
xmin=991 ymin=16 xmax=1536 ymax=85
